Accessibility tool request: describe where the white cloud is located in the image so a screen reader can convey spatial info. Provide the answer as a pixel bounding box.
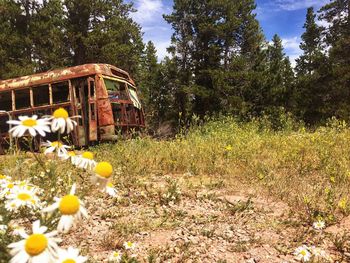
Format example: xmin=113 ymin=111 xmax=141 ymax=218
xmin=131 ymin=0 xmax=164 ymax=24
xmin=275 ymin=0 xmax=328 ymax=11
xmin=282 ymin=37 xmax=302 ymax=67
xmin=153 ymin=40 xmax=172 ymax=61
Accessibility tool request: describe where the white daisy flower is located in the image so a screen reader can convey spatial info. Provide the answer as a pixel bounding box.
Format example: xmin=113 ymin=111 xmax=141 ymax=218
xmin=93 ymin=161 xmax=113 ymax=188
xmin=0 ymin=174 xmax=11 ymax=184
xmin=58 ymin=150 xmax=76 ymax=162
xmin=43 ymin=184 xmax=88 ymax=233
xmin=108 ymin=250 xmax=122 ymax=262
xmin=312 ymin=220 xmax=325 ymax=230
xmin=5 ymin=186 xmax=41 ymax=210
xmin=123 ymin=241 xmax=136 ymax=250
xmin=104 ymin=182 xmax=118 ymax=197
xmin=0 ymin=181 xmax=18 ymax=199
xmin=310 ymin=246 xmax=331 ymax=261
xmin=7 ymin=220 xmax=61 ymax=263
xmin=294 ymin=245 xmax=311 ymax=262
xmin=50 ymin=108 xmax=78 ymax=134
xmin=10 ymin=224 xmax=26 ymax=237
xmin=7 ymin=115 xmax=51 ymax=137
xmin=0 ymin=224 xmax=7 ymax=234
xmin=56 ymin=247 xmax=87 ymax=263
xmin=74 ymin=152 xmax=97 ymax=170
xmin=42 ymin=140 xmax=70 ymax=156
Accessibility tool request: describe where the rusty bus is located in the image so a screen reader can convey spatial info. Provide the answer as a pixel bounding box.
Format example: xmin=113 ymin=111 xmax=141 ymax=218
xmin=0 ymin=64 xmax=145 ymax=151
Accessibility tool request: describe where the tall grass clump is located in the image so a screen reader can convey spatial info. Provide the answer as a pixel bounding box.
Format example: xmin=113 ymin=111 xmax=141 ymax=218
xmin=94 ymin=115 xmax=350 ymax=224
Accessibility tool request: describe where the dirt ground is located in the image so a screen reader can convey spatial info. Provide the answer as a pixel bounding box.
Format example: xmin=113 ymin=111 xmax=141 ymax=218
xmin=62 ymin=174 xmax=349 ymax=262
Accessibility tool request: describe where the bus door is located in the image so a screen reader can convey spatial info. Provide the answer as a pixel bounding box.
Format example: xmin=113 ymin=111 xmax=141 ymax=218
xmin=87 ymin=77 xmax=97 ymax=141
xmin=73 ymin=77 xmax=97 ymax=146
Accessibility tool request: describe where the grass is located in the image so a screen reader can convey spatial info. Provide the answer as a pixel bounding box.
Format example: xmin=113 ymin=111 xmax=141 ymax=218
xmin=1 ymin=115 xmax=350 ymax=261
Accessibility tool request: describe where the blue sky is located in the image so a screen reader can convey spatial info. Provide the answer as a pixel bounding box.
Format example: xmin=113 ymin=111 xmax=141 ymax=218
xmin=129 ymin=0 xmax=329 ymax=66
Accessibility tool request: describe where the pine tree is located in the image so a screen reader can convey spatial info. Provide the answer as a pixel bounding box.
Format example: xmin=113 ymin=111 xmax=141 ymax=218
xmin=319 ymin=0 xmax=350 ymax=121
xmin=266 ymin=34 xmax=294 ymax=110
xmin=295 ymin=7 xmax=328 ymax=123
xmin=0 ymin=0 xmax=35 ymax=79
xmin=31 ymin=0 xmax=70 ymax=71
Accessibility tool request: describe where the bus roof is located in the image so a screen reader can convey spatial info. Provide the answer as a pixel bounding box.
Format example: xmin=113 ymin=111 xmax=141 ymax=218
xmin=0 ymin=63 xmax=135 ymax=91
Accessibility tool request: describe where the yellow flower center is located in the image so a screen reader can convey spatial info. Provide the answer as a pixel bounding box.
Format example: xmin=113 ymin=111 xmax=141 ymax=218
xmin=113 ymin=252 xmax=120 ymax=257
xmin=107 ymin=182 xmax=114 ymax=188
xmin=94 ymin=162 xmax=113 ymax=178
xmin=51 ymin=141 xmax=63 ymax=148
xmin=0 ymin=175 xmax=6 ymax=179
xmin=25 ymin=234 xmax=48 ymax=256
xmin=22 ymin=119 xmax=37 ymax=127
xmin=300 ymin=250 xmax=306 ymax=256
xmin=17 ymin=193 xmax=31 ymax=201
xmin=68 ymin=151 xmax=76 ymax=156
xmin=62 ymin=259 xmax=76 ymax=263
xmin=59 ymin=195 xmax=80 ymax=215
xmin=7 ymin=183 xmax=14 ymax=189
xmin=53 ymin=108 xmax=69 ymax=119
xmin=127 ymin=241 xmax=133 ymax=247
xmin=82 ymin=151 xmax=94 ymax=160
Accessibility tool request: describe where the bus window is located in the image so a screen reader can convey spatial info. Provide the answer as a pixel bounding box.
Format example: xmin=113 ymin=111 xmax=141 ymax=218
xmin=127 ymin=85 xmax=142 ymax=109
xmin=104 ymin=79 xmax=129 ymax=100
xmin=52 ymin=82 xmax=69 ymax=103
xmin=0 ymin=91 xmax=12 ymax=111
xmin=33 ymin=85 xmax=50 ymax=106
xmin=15 ymin=89 xmax=31 ymax=110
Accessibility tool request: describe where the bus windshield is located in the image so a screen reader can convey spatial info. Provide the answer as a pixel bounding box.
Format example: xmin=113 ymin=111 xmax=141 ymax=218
xmin=103 ymin=78 xmax=141 ymax=109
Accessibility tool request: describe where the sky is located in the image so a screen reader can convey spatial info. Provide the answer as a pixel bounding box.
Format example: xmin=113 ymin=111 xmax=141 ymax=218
xmin=129 ymin=0 xmax=329 ymax=66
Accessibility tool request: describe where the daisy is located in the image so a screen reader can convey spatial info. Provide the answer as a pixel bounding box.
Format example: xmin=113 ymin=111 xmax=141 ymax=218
xmin=312 ymin=220 xmax=325 ymax=230
xmin=0 ymin=174 xmax=11 ymax=184
xmin=310 ymin=246 xmax=331 ymax=261
xmin=56 ymin=247 xmax=87 ymax=263
xmin=58 ymin=150 xmax=76 ymax=162
xmin=43 ymin=184 xmax=88 ymax=233
xmin=42 ymin=140 xmax=70 ymax=156
xmin=0 ymin=181 xmax=17 ymax=199
xmin=74 ymin=151 xmax=96 ymax=170
xmin=93 ymin=161 xmax=113 ymax=188
xmin=5 ymin=186 xmax=41 ymax=210
xmin=294 ymin=245 xmax=311 ymax=262
xmin=50 ymin=108 xmax=78 ymax=134
xmin=8 ymin=220 xmax=61 ymax=263
xmin=108 ymin=250 xmax=122 ymax=262
xmin=104 ymin=182 xmax=118 ymax=197
xmin=0 ymin=224 xmax=7 ymax=234
xmin=123 ymin=241 xmax=136 ymax=250
xmin=7 ymin=115 xmax=51 ymax=137
xmin=10 ymin=223 xmax=26 ymax=236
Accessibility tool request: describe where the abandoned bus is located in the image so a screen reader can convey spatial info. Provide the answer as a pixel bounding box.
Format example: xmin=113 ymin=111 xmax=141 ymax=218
xmin=0 ymin=64 xmax=145 ymax=150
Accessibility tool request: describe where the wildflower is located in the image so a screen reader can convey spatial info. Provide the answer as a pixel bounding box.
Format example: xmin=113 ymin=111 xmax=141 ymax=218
xmin=0 ymin=224 xmax=7 ymax=234
xmin=108 ymin=251 xmax=122 ymax=262
xmin=294 ymin=245 xmax=311 ymax=262
xmin=310 ymin=246 xmax=331 ymax=261
xmin=42 ymin=141 xmax=70 ymax=156
xmin=74 ymin=151 xmax=96 ymax=170
xmin=93 ymin=161 xmax=113 ymax=188
xmin=58 ymin=150 xmax=76 ymax=162
xmin=10 ymin=223 xmax=26 ymax=236
xmin=338 ymin=197 xmax=348 ymax=211
xmin=56 ymin=247 xmax=87 ymax=263
xmin=0 ymin=181 xmax=17 ymax=199
xmin=8 ymin=220 xmax=61 ymax=263
xmin=0 ymin=174 xmax=11 ymax=184
xmin=43 ymin=184 xmax=87 ymax=233
xmin=104 ymin=182 xmax=118 ymax=197
xmin=123 ymin=241 xmax=136 ymax=250
xmin=50 ymin=108 xmax=78 ymax=134
xmin=312 ymin=220 xmax=325 ymax=230
xmin=225 ymin=145 xmax=233 ymax=151
xmin=7 ymin=115 xmax=51 ymax=137
xmin=5 ymin=186 xmax=41 ymax=211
